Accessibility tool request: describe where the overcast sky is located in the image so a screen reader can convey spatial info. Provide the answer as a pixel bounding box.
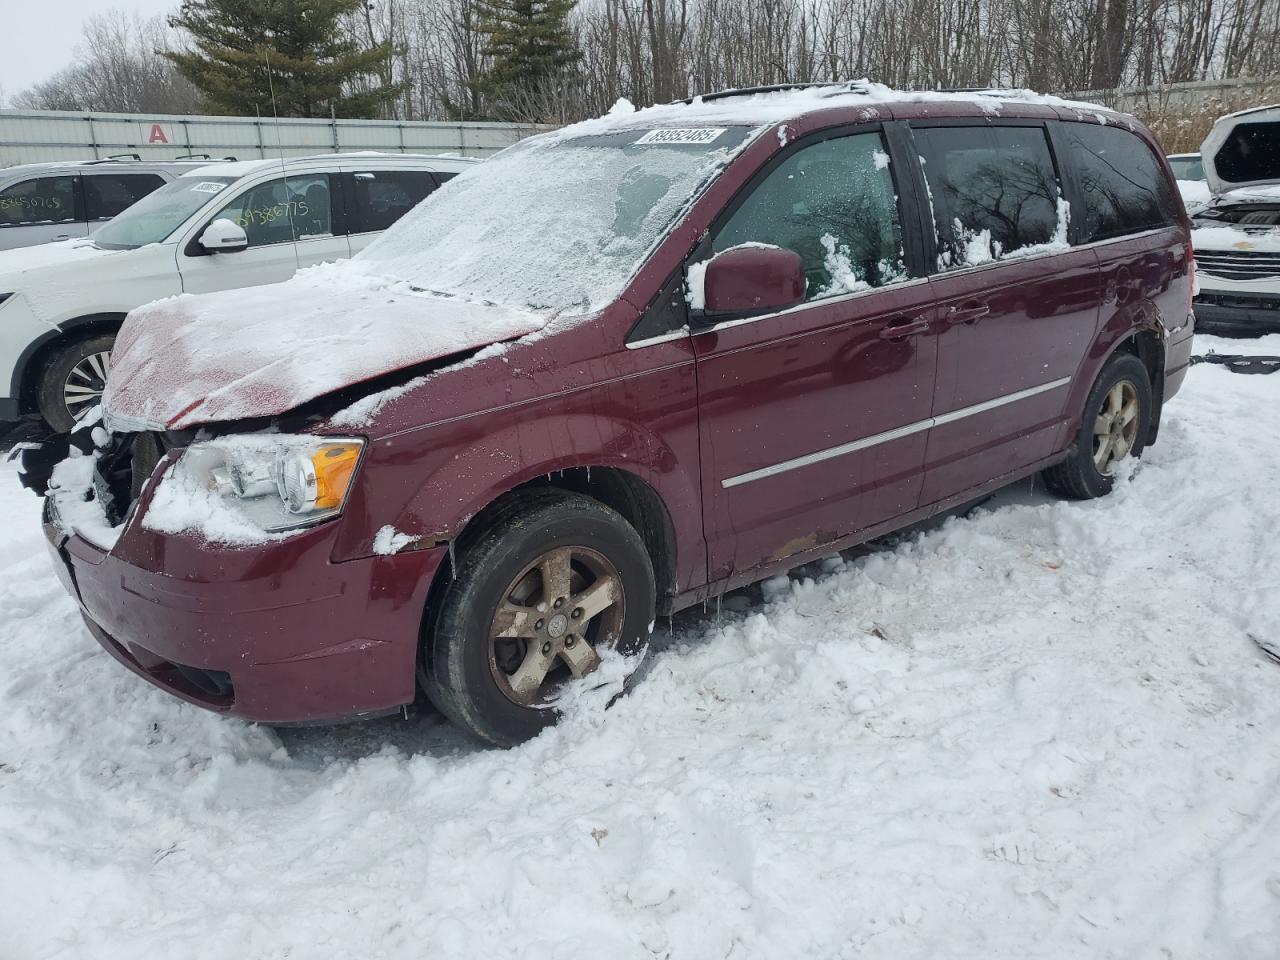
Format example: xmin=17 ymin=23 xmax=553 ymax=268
xmin=2 ymin=0 xmax=177 ymax=101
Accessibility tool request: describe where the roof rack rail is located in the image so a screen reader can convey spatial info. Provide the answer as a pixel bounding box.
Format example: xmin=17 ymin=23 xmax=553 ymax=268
xmin=678 ymin=79 xmax=893 ymax=106
xmin=101 ymin=153 xmax=142 ymax=161
xmin=176 ymin=153 xmax=212 ymax=160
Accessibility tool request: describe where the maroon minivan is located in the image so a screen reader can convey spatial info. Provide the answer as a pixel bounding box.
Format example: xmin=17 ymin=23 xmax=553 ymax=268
xmin=32 ymin=83 xmax=1194 ymax=745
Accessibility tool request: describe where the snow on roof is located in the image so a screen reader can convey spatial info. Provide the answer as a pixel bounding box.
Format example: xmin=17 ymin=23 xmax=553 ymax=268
xmin=181 ymin=152 xmax=479 ymax=179
xmin=550 ymin=80 xmax=1116 ymax=141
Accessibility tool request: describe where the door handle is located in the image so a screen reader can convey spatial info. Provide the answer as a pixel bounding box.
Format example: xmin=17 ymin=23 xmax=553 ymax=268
xmin=878 ymin=315 xmax=931 ymax=341
xmin=946 ymin=301 xmax=990 ymax=325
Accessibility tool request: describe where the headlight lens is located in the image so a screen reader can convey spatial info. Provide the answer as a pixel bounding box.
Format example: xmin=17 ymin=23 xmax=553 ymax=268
xmin=175 ymin=435 xmax=364 ymax=533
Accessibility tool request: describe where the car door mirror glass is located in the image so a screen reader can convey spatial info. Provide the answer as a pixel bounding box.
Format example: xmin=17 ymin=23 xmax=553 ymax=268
xmin=199 ymin=217 xmax=249 ymax=253
xmin=694 ymin=244 xmax=806 ymax=322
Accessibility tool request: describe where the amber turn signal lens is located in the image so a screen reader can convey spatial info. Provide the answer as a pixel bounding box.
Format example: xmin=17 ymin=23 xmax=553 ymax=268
xmin=312 ymin=442 xmax=361 ymax=509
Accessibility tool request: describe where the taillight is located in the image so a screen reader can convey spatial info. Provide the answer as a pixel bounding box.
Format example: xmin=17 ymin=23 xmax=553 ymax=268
xmin=1186 ymin=236 xmax=1197 ymax=307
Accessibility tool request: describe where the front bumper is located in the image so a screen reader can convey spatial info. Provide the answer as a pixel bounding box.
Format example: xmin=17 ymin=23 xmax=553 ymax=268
xmin=44 ymin=506 xmax=445 ymax=724
xmin=1194 ymin=292 xmax=1280 ymax=335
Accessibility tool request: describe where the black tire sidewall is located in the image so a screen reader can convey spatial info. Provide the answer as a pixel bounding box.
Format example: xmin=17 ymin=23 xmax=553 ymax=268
xmin=38 ymin=333 xmax=116 ymax=432
xmin=1073 ymin=353 xmax=1153 ymax=497
xmin=426 ymin=494 xmax=655 ymax=747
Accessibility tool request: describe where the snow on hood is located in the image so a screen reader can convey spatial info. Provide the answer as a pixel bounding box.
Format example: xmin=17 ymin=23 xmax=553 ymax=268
xmin=1201 ymin=104 xmax=1280 ymax=195
xmin=101 ymin=266 xmax=545 ymax=432
xmin=0 ymin=237 xmax=116 ymax=286
xmin=1192 ymin=224 xmax=1280 ymax=253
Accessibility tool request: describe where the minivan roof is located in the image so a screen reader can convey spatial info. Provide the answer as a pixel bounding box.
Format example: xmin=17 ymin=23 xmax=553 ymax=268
xmin=182 ymin=152 xmax=482 ymax=180
xmin=576 ymin=80 xmax=1120 ymax=134
xmin=0 ymin=157 xmax=235 ymax=176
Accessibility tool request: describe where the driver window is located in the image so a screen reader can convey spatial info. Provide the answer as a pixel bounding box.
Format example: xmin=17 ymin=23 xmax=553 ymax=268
xmin=713 ymin=132 xmax=907 ymax=301
xmin=211 ymin=174 xmax=333 ymax=247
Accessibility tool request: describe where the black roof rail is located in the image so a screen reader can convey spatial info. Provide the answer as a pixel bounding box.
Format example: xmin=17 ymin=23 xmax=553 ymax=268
xmin=102 ymin=153 xmax=142 ymax=161
xmin=176 ymin=153 xmax=212 ymax=160
xmin=676 ymin=82 xmax=838 ymax=105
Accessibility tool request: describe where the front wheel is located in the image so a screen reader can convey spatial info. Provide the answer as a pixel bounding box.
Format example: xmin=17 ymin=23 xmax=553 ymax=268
xmin=37 ymin=333 xmax=116 ymax=432
xmin=1043 ymin=352 xmax=1153 ymax=499
xmin=420 ymin=489 xmax=655 ymax=747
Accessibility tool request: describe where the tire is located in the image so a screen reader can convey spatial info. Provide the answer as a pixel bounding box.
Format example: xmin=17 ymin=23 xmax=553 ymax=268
xmin=420 ymin=489 xmax=656 ymax=747
xmin=1043 ymin=352 xmax=1152 ymax=500
xmin=37 ymin=333 xmax=116 ymax=433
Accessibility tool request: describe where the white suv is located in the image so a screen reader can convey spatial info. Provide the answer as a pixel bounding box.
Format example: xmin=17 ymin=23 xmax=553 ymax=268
xmin=0 ymin=157 xmax=234 ymax=251
xmin=0 ymin=152 xmax=475 ymax=430
xmin=1191 ymin=105 xmax=1280 ymax=336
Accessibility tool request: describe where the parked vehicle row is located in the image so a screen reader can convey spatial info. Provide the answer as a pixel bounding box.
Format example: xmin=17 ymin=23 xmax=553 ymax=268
xmin=25 ymin=84 xmax=1195 ymax=746
xmin=0 ymin=153 xmax=474 ymax=430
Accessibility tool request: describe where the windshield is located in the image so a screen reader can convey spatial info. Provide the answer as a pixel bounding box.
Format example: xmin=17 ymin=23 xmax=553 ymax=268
xmin=93 ymin=176 xmax=235 ymax=249
xmin=352 ymin=125 xmax=755 ymax=314
xmin=1168 ymin=156 xmax=1204 ymax=181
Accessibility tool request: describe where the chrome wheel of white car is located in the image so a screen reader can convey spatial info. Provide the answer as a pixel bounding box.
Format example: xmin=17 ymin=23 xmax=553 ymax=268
xmin=64 ymin=350 xmax=112 ymax=421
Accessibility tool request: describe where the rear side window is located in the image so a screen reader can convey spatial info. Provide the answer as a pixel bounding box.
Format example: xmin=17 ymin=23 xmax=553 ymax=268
xmin=83 ymin=174 xmax=165 ymax=222
xmin=713 ymin=131 xmax=906 ymax=300
xmin=349 ymin=170 xmax=438 ymax=233
xmin=1063 ymin=124 xmax=1178 ymax=241
xmin=0 ymin=176 xmax=79 ymax=227
xmin=211 ymin=174 xmax=335 ymax=247
xmin=915 ymin=125 xmax=1064 ymax=269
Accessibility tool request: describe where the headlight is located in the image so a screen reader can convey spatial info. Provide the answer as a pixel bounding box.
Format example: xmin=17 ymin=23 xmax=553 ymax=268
xmin=170 ymin=434 xmax=364 ymax=533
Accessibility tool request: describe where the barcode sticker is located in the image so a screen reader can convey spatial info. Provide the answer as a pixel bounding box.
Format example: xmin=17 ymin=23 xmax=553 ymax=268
xmin=190 ymin=181 xmax=226 ymax=194
xmin=635 ymin=128 xmax=728 ymax=146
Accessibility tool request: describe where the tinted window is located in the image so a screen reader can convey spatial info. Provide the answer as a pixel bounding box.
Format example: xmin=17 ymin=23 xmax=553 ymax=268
xmin=211 ymin=174 xmax=333 ymax=248
xmin=350 ymin=170 xmax=438 ymax=233
xmin=916 ymin=125 xmax=1063 ymax=269
xmin=0 ymin=176 xmax=79 ymax=227
xmin=713 ymin=132 xmax=906 ymax=300
xmin=83 ymin=174 xmax=165 ymax=221
xmin=1063 ymin=123 xmax=1178 ymax=241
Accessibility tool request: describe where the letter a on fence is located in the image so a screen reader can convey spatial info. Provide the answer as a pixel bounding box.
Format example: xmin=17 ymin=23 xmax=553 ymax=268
xmin=148 ymin=124 xmax=169 ymax=145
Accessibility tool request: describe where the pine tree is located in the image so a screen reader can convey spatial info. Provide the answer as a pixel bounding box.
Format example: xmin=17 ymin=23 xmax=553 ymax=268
xmin=474 ymin=0 xmax=581 ymax=121
xmin=164 ymin=0 xmax=405 ymax=118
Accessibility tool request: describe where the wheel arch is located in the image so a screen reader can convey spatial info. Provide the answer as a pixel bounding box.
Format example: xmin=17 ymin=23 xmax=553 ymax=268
xmin=14 ymin=312 xmax=126 ymax=416
xmin=1065 ymin=305 xmax=1167 ymax=452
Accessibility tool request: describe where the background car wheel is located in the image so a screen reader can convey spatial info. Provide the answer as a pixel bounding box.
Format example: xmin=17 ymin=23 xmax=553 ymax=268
xmin=1043 ymin=352 xmax=1152 ymax=500
xmin=420 ymin=489 xmax=656 ymax=747
xmin=37 ymin=333 xmax=116 ymax=433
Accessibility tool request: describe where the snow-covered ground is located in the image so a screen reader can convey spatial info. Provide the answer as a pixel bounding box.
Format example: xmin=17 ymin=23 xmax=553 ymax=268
xmin=2 ymin=335 xmax=1279 ymax=960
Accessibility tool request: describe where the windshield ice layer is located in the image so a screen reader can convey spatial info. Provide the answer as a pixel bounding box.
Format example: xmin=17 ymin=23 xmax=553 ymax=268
xmin=93 ymin=176 xmax=234 ymax=249
xmin=352 ymin=126 xmax=754 ymax=314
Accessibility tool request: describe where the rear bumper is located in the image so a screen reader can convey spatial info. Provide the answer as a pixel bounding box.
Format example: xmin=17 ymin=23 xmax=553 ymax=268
xmin=44 ymin=513 xmax=445 ymax=724
xmin=1193 ymin=293 xmax=1280 ymax=335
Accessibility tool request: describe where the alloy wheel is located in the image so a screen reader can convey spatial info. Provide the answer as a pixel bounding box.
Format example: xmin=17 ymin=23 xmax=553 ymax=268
xmin=63 ymin=350 xmax=111 ymax=422
xmin=1093 ymin=379 xmax=1139 ymax=475
xmin=488 ymin=545 xmax=625 ymax=706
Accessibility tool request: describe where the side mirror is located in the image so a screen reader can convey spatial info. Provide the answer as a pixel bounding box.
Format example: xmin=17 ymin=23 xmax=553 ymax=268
xmin=696 ymin=244 xmax=806 ymax=322
xmin=199 ymin=218 xmax=248 ymax=253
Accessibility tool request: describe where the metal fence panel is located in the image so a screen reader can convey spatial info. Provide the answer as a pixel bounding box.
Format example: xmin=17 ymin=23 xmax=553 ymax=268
xmin=0 ymin=109 xmax=545 ymax=167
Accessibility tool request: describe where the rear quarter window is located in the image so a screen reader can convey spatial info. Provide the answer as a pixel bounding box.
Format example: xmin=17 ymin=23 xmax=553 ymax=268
xmin=1064 ymin=123 xmax=1178 ymax=242
xmin=349 ymin=170 xmax=439 ymax=233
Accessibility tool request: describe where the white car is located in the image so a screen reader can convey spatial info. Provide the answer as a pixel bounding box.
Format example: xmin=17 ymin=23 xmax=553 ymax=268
xmin=0 ymin=157 xmax=236 ymax=252
xmin=0 ymin=153 xmax=475 ymax=430
xmin=1191 ymin=105 xmax=1280 ymax=336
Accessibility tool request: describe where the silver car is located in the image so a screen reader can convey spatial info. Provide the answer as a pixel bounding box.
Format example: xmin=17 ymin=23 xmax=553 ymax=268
xmin=0 ymin=157 xmax=234 ymax=251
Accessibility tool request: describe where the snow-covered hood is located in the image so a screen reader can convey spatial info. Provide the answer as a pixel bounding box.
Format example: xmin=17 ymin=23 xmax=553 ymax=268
xmin=1202 ymin=104 xmax=1280 ymax=196
xmin=0 ymin=238 xmax=120 ymax=290
xmin=101 ymin=265 xmax=547 ymax=432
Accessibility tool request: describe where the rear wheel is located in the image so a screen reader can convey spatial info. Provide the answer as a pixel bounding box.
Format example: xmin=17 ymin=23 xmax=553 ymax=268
xmin=37 ymin=333 xmax=116 ymax=432
xmin=420 ymin=489 xmax=655 ymax=747
xmin=1043 ymin=352 xmax=1152 ymax=499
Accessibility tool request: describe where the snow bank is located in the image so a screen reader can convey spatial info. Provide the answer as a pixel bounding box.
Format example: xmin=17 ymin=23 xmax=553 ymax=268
xmin=3 ymin=353 xmax=1280 ymax=958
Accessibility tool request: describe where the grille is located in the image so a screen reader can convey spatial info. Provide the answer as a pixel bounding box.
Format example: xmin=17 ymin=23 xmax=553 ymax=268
xmin=1195 ymin=250 xmax=1280 ymax=281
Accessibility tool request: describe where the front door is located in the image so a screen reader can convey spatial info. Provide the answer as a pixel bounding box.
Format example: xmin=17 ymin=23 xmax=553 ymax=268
xmin=691 ymin=129 xmax=939 ymax=580
xmin=178 ymin=172 xmax=351 ymax=295
xmin=911 ymin=122 xmax=1102 ymax=505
